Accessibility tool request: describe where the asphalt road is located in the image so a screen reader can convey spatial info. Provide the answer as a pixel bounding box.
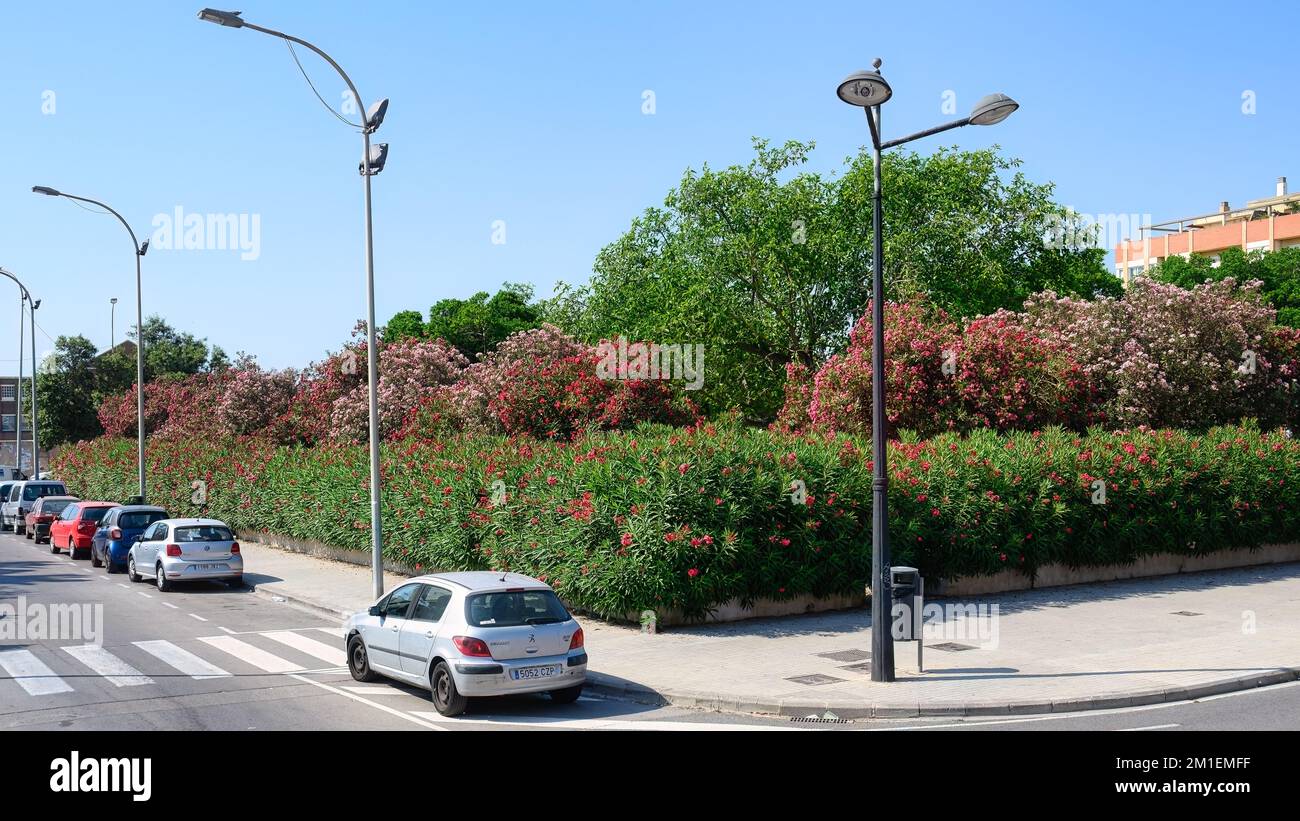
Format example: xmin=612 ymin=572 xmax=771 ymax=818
xmin=2 ymin=527 xmax=1297 ymax=732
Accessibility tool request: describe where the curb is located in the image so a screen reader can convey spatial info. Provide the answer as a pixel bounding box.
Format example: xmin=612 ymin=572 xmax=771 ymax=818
xmin=246 ymin=582 xmax=352 ymax=623
xmin=586 ymin=667 xmax=1300 ymax=719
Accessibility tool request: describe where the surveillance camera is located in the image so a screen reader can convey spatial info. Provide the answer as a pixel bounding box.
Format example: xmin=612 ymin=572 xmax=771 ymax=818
xmin=360 ymin=143 xmax=388 ymax=176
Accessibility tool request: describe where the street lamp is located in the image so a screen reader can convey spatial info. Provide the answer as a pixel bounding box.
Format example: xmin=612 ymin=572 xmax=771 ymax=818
xmin=111 ymin=297 xmax=118 ymax=350
xmin=0 ymin=269 xmax=40 ymax=477
xmin=198 ymin=8 xmax=391 ymax=599
xmin=32 ymin=186 xmax=149 ymax=501
xmin=837 ymin=59 xmax=1017 ymax=682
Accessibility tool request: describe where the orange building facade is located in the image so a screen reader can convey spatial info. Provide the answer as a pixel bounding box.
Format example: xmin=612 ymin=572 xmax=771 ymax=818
xmin=1113 ymin=177 xmax=1300 ymax=286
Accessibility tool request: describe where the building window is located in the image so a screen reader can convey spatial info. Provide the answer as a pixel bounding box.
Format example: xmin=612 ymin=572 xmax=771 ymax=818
xmin=0 ymin=385 xmax=14 ymax=401
xmin=1 ymin=415 xmax=14 ymax=433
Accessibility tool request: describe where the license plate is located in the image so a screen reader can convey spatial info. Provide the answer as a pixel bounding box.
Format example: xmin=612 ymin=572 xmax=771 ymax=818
xmin=190 ymin=563 xmax=229 ymax=572
xmin=511 ymin=665 xmax=561 ymax=681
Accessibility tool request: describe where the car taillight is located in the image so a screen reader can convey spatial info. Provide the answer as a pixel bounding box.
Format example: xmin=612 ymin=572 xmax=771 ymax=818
xmin=230 ymin=542 xmax=240 ymax=554
xmin=569 ymin=626 xmax=585 ymax=650
xmin=452 ymin=636 xmax=492 ymax=657
xmin=165 ymin=544 xmax=182 ymax=557
xmin=110 ymin=528 xmax=123 ymax=540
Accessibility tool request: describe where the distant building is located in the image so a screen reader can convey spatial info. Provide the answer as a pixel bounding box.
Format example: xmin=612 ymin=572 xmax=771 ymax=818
xmin=0 ymin=376 xmax=43 ymax=470
xmin=1113 ymin=177 xmax=1300 ymax=286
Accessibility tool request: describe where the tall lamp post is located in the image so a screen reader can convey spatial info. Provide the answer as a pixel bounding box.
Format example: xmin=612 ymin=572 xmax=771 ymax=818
xmin=198 ymin=8 xmax=391 ymax=599
xmin=110 ymin=297 xmax=118 ymax=350
xmin=31 ymin=187 xmax=149 ymax=501
xmin=0 ymin=269 xmax=40 ymax=477
xmin=836 ymin=60 xmax=1018 ymax=682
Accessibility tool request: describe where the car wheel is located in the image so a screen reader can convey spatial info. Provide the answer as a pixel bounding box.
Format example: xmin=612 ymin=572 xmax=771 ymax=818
xmin=430 ymin=661 xmax=468 ymax=717
xmin=155 ymin=564 xmax=172 ymax=592
xmin=25 ymin=528 xmax=32 ymax=539
xmin=91 ymin=548 xmax=102 ymax=568
xmin=127 ymin=556 xmax=141 ymax=583
xmin=548 ymin=684 xmax=583 ymax=704
xmin=347 ymin=636 xmax=381 ymax=683
xmin=226 ymin=577 xmax=244 ymax=588
xmin=50 ymin=540 xmax=60 ymax=555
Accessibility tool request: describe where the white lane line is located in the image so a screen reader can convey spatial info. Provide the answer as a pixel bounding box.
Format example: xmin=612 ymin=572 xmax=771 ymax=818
xmin=218 ymin=626 xmax=236 ymax=635
xmin=262 ymin=631 xmax=346 ymax=666
xmin=342 ymin=685 xmax=407 ymax=695
xmin=161 ymin=602 xmax=179 ymax=610
xmin=133 ymin=640 xmax=230 ymax=680
xmin=116 ymin=584 xmax=130 ymax=590
xmin=137 ymin=592 xmax=153 ymax=599
xmin=61 ymin=644 xmax=154 ymax=687
xmin=406 ymin=712 xmax=800 ymax=731
xmin=0 ymin=648 xmax=74 ymax=696
xmin=188 ymin=614 xmax=208 ymax=622
xmin=287 ymin=674 xmax=447 ymax=731
xmin=198 ymin=636 xmax=303 ymax=674
xmin=315 ymin=627 xmax=347 ymax=639
xmin=1117 ymin=723 xmax=1179 ymax=731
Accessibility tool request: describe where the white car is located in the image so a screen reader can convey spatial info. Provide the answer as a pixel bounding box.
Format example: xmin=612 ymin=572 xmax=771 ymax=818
xmin=344 ymin=572 xmax=587 ymax=716
xmin=2 ymin=480 xmax=69 ymax=535
xmin=127 ymin=517 xmax=244 ymax=591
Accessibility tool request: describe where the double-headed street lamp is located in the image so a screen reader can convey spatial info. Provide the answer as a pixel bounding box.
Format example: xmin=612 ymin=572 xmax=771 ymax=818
xmin=32 ymin=187 xmax=149 ymax=501
xmin=0 ymin=268 xmax=42 ymax=477
xmin=198 ymin=8 xmax=391 ymax=599
xmin=837 ymin=59 xmax=1018 ymax=682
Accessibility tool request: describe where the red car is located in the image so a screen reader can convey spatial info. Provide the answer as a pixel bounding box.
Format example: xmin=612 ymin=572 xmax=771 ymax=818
xmin=25 ymin=495 xmax=78 ymax=544
xmin=50 ymin=502 xmax=117 ymax=559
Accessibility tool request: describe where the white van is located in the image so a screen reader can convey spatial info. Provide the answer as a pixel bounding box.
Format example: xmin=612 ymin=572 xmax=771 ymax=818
xmin=0 ymin=466 xmax=24 ymax=481
xmin=2 ymin=480 xmax=69 ymax=535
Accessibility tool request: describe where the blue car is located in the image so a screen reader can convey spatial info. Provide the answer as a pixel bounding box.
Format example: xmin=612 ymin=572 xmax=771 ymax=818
xmin=90 ymin=505 xmax=169 ymax=573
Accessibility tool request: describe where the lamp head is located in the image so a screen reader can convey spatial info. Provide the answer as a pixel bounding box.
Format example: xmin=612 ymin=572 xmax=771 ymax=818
xmin=197 ymin=8 xmax=245 ymax=27
xmin=836 ymin=63 xmax=893 ymax=108
xmin=365 ymin=98 xmax=389 ymax=132
xmin=360 ymin=143 xmax=389 ymax=176
xmin=32 ymin=186 xmax=61 ymax=197
xmin=969 ymin=93 xmax=1019 ymax=126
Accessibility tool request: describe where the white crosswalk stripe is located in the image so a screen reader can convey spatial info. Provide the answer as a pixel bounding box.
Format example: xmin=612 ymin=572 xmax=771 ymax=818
xmin=133 ymin=640 xmax=231 ymax=680
xmin=61 ymin=644 xmax=154 ymax=687
xmin=0 ymin=647 xmax=74 ymax=696
xmin=198 ymin=636 xmax=303 ymax=673
xmin=262 ymin=631 xmax=347 ymax=666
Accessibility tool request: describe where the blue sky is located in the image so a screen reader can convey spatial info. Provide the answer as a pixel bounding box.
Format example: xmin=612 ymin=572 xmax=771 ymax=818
xmin=1 ymin=0 xmax=1295 ymax=372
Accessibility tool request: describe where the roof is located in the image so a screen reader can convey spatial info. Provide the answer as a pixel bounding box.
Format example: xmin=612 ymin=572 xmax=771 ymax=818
xmin=158 ymin=518 xmax=230 ymax=527
xmin=75 ymin=501 xmax=119 ymax=508
xmin=111 ymin=505 xmax=168 ymax=512
xmin=417 ymin=571 xmax=550 ymax=592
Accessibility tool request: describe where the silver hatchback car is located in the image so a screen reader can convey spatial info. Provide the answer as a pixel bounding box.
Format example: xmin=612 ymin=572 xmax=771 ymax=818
xmin=344 ymin=572 xmax=588 ymax=716
xmin=127 ymin=517 xmax=244 ymax=592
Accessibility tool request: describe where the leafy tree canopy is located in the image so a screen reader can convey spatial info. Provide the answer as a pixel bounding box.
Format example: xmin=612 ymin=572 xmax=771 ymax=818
xmin=383 ymin=283 xmax=541 ymax=360
xmin=1151 ymin=246 xmax=1300 ymax=328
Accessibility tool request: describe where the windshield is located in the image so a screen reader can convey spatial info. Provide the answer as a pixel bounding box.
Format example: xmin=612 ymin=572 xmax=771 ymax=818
xmin=119 ymin=511 xmax=167 ymax=529
xmin=81 ymin=507 xmax=111 ymax=523
xmin=174 ymin=525 xmax=235 ymax=542
xmin=42 ymin=500 xmax=73 ymax=516
xmin=23 ymin=484 xmax=67 ymax=501
xmin=465 ymin=590 xmax=570 ymax=628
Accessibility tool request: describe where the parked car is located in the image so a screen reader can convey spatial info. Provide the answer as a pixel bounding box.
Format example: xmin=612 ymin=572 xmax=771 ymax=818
xmin=25 ymin=496 xmax=78 ymax=544
xmin=49 ymin=502 xmax=117 ymax=559
xmin=0 ymin=466 xmax=23 ymax=481
xmin=91 ymin=505 xmax=169 ymax=573
xmin=343 ymin=572 xmax=587 ymax=717
xmin=2 ymin=480 xmax=69 ymax=535
xmin=127 ymin=518 xmax=243 ymax=591
xmin=0 ymin=483 xmax=13 ymax=521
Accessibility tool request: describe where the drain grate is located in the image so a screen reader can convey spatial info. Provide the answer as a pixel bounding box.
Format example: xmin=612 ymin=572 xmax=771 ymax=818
xmin=816 ymin=649 xmax=872 ymax=662
xmin=1171 ymin=611 xmax=1203 ymax=616
xmin=791 ymin=714 xmax=851 ymax=724
xmin=785 ymin=673 xmax=847 ymax=686
xmin=930 ymin=642 xmax=977 ymax=652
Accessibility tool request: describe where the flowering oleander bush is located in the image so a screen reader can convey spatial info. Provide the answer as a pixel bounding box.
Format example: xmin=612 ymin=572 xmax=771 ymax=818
xmin=54 ymin=422 xmax=1300 ymax=620
xmin=329 ymin=336 xmax=468 ymax=442
xmin=98 ymin=372 xmax=234 ymax=439
xmin=218 ymin=362 xmax=299 ymax=437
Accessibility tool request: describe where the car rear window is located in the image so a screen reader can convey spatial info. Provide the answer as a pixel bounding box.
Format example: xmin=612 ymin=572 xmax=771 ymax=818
xmin=42 ymin=500 xmax=73 ymax=515
xmin=174 ymin=525 xmax=234 ymax=542
xmin=465 ymin=590 xmax=570 ymax=627
xmin=23 ymin=484 xmax=67 ymax=501
xmin=119 ymin=511 xmax=167 ymax=529
xmin=81 ymin=507 xmax=111 ymax=523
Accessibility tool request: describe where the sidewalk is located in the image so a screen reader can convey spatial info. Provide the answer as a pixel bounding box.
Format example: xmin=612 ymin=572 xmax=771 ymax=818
xmin=237 ymin=540 xmax=1300 ymax=718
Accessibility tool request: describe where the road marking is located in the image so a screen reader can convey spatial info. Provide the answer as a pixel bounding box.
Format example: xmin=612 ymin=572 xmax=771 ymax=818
xmin=188 ymin=614 xmax=209 ymax=622
xmin=61 ymin=644 xmax=154 ymax=687
xmin=406 ymin=711 xmax=799 ymax=731
xmin=133 ymin=640 xmax=230 ymax=680
xmin=117 ymin=584 xmax=130 ymax=590
xmin=287 ymin=674 xmax=448 ymax=731
xmin=198 ymin=636 xmax=303 ymax=673
xmin=263 ymin=631 xmax=346 ymax=666
xmin=342 ymin=685 xmax=407 ymax=695
xmin=315 ymin=627 xmax=347 ymax=639
xmin=0 ymin=648 xmax=74 ymax=696
xmin=137 ymin=592 xmax=153 ymax=599
xmin=1117 ymin=723 xmax=1179 ymax=731
xmin=218 ymin=626 xmax=236 ymax=634
xmin=161 ymin=602 xmax=179 ymax=610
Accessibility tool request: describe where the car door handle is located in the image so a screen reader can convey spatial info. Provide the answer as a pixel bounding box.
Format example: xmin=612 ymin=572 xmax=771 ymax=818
xmin=424 ymin=630 xmax=434 ymax=638
xmin=390 ymin=624 xmax=399 ymax=631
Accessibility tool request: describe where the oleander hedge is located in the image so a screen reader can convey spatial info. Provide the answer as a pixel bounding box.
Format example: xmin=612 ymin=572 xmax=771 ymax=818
xmin=53 ymin=421 xmax=1300 ymax=619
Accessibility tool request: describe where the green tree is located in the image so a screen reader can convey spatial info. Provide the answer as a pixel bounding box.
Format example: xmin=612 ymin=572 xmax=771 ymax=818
xmin=130 ymin=315 xmax=220 ymax=378
xmin=1151 ymin=246 xmax=1300 ymax=327
xmin=381 ymin=310 xmax=428 ymax=343
xmin=386 ymin=283 xmax=541 ymax=359
xmin=35 ymin=335 xmax=104 ymax=448
xmin=560 ymin=139 xmax=1115 ymax=420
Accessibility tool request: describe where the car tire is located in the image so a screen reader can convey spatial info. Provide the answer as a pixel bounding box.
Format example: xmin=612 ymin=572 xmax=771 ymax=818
xmin=430 ymin=661 xmax=468 ymax=717
xmin=548 ymin=684 xmax=583 ymax=704
xmin=25 ymin=528 xmax=32 ymax=540
xmin=50 ymin=541 xmax=59 ymax=555
xmin=347 ymin=636 xmax=381 ymax=683
xmin=127 ymin=556 xmax=141 ymax=583
xmin=226 ymin=577 xmax=244 ymax=588
xmin=155 ymin=564 xmax=172 ymax=593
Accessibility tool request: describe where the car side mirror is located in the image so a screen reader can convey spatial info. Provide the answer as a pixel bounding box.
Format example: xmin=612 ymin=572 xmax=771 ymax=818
xmin=368 ymin=605 xmax=382 ymax=617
